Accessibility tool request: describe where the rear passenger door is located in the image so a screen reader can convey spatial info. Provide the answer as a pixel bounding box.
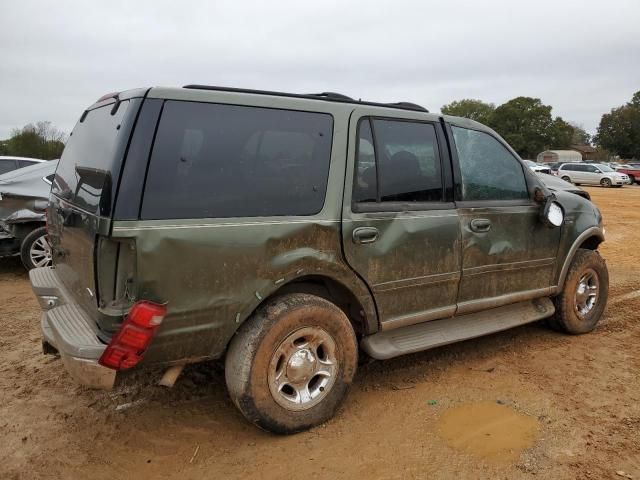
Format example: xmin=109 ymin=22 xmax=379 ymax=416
xmin=342 ymin=110 xmax=461 ymax=330
xmin=448 ymin=124 xmax=561 ymax=314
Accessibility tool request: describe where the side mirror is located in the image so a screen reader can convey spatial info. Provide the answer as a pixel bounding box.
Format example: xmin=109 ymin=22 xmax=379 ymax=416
xmin=541 ymin=197 xmax=564 ymax=228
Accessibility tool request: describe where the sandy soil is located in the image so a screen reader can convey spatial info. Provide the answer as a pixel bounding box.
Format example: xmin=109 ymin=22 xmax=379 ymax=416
xmin=1 ymin=186 xmax=639 ymax=480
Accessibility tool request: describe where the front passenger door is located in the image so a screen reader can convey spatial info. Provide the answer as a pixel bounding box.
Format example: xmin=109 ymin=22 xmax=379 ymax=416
xmin=449 ymin=125 xmax=561 ymax=315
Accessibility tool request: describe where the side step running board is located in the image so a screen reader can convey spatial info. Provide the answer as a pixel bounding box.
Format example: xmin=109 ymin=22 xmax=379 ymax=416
xmin=361 ymin=298 xmax=555 ymax=360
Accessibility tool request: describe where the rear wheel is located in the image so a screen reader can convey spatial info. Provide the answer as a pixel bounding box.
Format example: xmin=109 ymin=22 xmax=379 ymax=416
xmin=225 ymin=293 xmax=358 ymax=434
xmin=600 ymin=178 xmax=612 ymax=188
xmin=629 ymin=177 xmax=635 ymax=185
xmin=551 ymin=249 xmax=608 ymax=334
xmin=20 ymin=227 xmax=52 ymax=270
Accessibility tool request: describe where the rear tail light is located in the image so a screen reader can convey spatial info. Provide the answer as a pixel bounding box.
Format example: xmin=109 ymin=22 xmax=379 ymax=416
xmin=99 ymin=301 xmax=167 ymax=370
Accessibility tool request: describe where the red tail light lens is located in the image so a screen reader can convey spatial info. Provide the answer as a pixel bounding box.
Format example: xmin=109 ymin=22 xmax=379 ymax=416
xmin=99 ymin=301 xmax=167 ymax=370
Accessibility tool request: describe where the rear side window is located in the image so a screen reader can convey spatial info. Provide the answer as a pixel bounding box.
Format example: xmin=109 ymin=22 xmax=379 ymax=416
xmin=0 ymin=159 xmax=17 ymax=174
xmin=353 ymin=118 xmax=443 ymax=205
xmin=17 ymin=160 xmax=38 ymax=168
xmin=52 ymin=101 xmax=130 ymax=213
xmin=141 ymin=101 xmax=333 ymax=219
xmin=452 ymin=126 xmax=528 ymax=202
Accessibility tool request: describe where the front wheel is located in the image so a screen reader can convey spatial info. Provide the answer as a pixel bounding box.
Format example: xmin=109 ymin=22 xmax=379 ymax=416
xmin=561 ymin=175 xmax=572 ymax=183
xmin=225 ymin=293 xmax=358 ymax=434
xmin=551 ymin=249 xmax=608 ymax=334
xmin=20 ymin=227 xmax=52 ymax=270
xmin=600 ymin=178 xmax=612 ymax=188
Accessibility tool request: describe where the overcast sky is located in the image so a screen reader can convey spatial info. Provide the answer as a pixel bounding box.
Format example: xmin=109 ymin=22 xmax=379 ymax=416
xmin=1 ymin=0 xmax=639 ymax=139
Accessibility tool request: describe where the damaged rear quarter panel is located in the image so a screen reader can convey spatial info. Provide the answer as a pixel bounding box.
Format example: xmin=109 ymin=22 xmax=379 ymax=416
xmin=111 ymin=218 xmax=376 ymax=364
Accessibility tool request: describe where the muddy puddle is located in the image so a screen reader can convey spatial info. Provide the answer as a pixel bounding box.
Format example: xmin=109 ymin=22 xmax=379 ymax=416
xmin=437 ymin=401 xmax=539 ymax=463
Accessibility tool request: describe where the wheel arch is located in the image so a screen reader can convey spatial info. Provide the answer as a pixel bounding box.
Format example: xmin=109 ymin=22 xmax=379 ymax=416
xmin=254 ymin=274 xmax=376 ymax=338
xmin=554 ymin=227 xmax=605 ymax=292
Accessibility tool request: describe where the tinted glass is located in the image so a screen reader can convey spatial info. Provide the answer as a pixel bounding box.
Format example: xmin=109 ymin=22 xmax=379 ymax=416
xmin=52 ymin=101 xmax=130 ymax=214
xmin=452 ymin=127 xmax=528 ymax=201
xmin=0 ymin=159 xmax=17 ymax=175
xmin=353 ymin=119 xmax=377 ymax=203
xmin=141 ymin=101 xmax=333 ymax=219
xmin=17 ymin=160 xmax=38 ymax=168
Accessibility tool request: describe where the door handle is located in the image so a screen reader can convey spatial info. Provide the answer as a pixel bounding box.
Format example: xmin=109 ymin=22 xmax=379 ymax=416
xmin=352 ymin=227 xmax=379 ymax=244
xmin=470 ymin=218 xmax=492 ymax=232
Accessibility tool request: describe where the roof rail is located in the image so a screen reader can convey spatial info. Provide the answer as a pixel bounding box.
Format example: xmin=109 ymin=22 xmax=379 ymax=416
xmin=387 ymin=102 xmax=428 ymax=112
xmin=182 ymin=84 xmax=428 ymax=113
xmin=307 ymin=92 xmax=354 ymax=101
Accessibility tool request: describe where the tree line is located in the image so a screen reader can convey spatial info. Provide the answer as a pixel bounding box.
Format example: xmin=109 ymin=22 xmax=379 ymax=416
xmin=0 ymin=121 xmax=66 ymax=160
xmin=441 ymin=91 xmax=640 ymax=160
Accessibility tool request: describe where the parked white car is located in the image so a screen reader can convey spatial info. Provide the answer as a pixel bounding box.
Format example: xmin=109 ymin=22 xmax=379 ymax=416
xmin=557 ymin=163 xmax=626 ymax=187
xmin=523 ymin=160 xmax=551 ymax=174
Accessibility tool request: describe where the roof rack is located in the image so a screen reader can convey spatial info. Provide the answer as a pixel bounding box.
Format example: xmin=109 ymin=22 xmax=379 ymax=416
xmin=182 ymin=85 xmax=428 ymax=113
xmin=308 ymin=92 xmax=355 ymax=101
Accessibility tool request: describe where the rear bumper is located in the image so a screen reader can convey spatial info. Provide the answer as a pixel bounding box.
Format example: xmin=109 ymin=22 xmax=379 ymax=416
xmin=29 ymin=267 xmax=116 ymax=389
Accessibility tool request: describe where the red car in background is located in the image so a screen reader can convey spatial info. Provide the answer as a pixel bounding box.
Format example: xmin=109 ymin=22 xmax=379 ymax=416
xmin=615 ymin=164 xmax=640 ymax=184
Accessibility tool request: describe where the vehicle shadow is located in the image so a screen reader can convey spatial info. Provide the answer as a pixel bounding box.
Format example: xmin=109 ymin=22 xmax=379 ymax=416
xmin=0 ymin=256 xmax=27 ymax=277
xmin=89 ymin=319 xmax=564 ymax=441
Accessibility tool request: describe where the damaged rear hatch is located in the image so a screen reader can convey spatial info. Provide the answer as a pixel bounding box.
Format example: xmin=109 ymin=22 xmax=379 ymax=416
xmin=47 ymin=91 xmax=145 ymax=333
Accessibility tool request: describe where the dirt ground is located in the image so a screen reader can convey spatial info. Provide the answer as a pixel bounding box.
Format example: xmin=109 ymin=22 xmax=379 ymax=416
xmin=1 ymin=186 xmax=639 ymax=480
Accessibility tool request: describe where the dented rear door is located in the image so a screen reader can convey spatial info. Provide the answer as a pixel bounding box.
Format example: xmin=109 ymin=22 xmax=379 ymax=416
xmin=342 ymin=108 xmax=461 ymax=330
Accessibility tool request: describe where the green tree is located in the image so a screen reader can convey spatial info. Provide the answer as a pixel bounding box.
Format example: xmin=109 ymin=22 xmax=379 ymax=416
xmin=594 ymin=91 xmax=640 ymax=159
xmin=549 ymin=117 xmax=576 ymax=150
xmin=569 ymin=123 xmax=591 ymax=145
xmin=5 ymin=121 xmax=66 ymax=159
xmin=489 ymin=97 xmax=557 ymax=158
xmin=441 ymin=99 xmax=495 ymax=125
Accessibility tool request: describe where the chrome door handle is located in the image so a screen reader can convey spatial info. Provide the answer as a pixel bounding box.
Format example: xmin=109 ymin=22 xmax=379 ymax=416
xmin=470 ymin=218 xmax=491 ymax=232
xmin=352 ymin=227 xmax=379 ymax=244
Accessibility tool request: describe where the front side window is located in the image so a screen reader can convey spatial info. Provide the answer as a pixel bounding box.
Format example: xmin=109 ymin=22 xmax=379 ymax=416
xmin=141 ymin=101 xmax=333 ymax=219
xmin=451 ymin=126 xmax=529 ymax=201
xmin=353 ymin=118 xmax=443 ymax=205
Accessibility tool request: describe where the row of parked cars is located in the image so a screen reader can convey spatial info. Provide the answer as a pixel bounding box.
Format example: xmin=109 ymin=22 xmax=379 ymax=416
xmin=523 ymin=159 xmax=640 ymax=188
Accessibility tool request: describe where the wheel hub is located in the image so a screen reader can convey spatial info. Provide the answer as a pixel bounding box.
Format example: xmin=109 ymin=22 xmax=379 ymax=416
xmin=268 ymin=326 xmax=338 ymax=411
xmin=286 ymin=348 xmax=316 ymax=383
xmin=574 ymin=268 xmax=599 ymax=318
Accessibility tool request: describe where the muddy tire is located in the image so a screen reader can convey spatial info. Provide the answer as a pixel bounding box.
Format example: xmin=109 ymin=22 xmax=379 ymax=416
xmin=225 ymin=293 xmax=358 ymax=434
xmin=20 ymin=227 xmax=52 ymax=270
xmin=551 ymin=249 xmax=608 ymax=334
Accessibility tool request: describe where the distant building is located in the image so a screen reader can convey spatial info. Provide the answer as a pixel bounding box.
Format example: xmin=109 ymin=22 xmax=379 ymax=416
xmin=570 ymin=144 xmax=598 ymax=161
xmin=537 ymin=150 xmax=583 ymax=163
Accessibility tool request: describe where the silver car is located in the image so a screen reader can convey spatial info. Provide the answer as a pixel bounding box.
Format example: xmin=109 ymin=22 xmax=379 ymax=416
xmin=0 ymin=160 xmax=57 ymax=268
xmin=557 ymin=163 xmax=626 ymax=187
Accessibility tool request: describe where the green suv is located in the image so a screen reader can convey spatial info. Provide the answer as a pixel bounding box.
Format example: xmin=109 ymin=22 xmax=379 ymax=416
xmin=30 ymin=85 xmax=608 ymax=433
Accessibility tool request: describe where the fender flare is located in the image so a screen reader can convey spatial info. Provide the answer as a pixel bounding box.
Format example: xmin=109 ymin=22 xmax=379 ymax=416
xmin=553 ymin=226 xmax=604 ymax=293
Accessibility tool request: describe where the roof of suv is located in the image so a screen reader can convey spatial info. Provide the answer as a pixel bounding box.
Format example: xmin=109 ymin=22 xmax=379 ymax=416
xmin=88 ymin=85 xmax=496 ymax=137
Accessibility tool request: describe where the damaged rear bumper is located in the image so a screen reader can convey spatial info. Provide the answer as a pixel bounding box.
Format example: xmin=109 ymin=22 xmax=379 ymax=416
xmin=30 ymin=267 xmax=115 ymax=389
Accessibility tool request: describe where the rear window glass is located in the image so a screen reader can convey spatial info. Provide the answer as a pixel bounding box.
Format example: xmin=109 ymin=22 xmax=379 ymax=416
xmin=141 ymin=101 xmax=333 ymax=219
xmin=52 ymin=101 xmax=130 ymax=213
